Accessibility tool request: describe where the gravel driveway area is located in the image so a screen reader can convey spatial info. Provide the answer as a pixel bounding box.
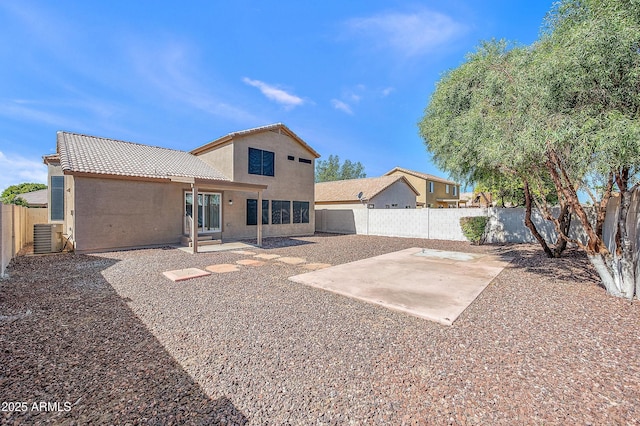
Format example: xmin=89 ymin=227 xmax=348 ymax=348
xmin=2 ymin=233 xmax=640 ymax=424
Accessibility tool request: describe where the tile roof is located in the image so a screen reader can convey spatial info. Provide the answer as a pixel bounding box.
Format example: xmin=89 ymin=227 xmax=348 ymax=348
xmin=16 ymin=189 xmax=48 ymax=206
xmin=57 ymin=132 xmax=230 ymax=181
xmin=191 ymin=122 xmax=321 ymax=158
xmin=315 ymin=175 xmax=418 ymax=203
xmin=385 ymin=167 xmax=458 ymax=185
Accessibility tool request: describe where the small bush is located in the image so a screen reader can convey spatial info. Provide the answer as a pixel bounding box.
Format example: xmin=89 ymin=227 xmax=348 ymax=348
xmin=460 ymin=216 xmax=489 ymax=245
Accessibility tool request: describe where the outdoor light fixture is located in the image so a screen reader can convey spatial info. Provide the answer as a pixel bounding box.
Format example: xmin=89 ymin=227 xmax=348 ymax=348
xmin=228 ymin=199 xmax=233 ymax=205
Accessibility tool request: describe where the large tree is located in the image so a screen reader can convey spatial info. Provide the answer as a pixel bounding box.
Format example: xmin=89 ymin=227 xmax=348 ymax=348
xmin=530 ymin=0 xmax=640 ymax=298
xmin=420 ymin=40 xmax=571 ymax=258
xmin=1 ymin=183 xmax=47 ymax=206
xmin=315 ymin=155 xmax=366 ymax=182
xmin=420 ymin=0 xmax=640 ymax=298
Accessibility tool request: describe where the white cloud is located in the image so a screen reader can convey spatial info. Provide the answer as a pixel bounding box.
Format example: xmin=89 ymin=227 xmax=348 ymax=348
xmin=0 ymin=151 xmax=48 ymax=193
xmin=331 ymin=99 xmax=353 ymax=115
xmin=345 ymin=9 xmax=467 ymax=57
xmin=381 ymin=87 xmax=395 ymax=97
xmin=242 ymin=77 xmax=304 ymax=109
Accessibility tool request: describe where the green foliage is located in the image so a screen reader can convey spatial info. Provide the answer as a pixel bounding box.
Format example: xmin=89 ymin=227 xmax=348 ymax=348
xmin=315 ymin=154 xmax=366 ymax=182
xmin=1 ymin=183 xmax=47 ymax=205
xmin=460 ymin=216 xmax=489 ymax=245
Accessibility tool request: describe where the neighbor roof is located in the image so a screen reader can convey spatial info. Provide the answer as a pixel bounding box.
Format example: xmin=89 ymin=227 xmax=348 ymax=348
xmin=17 ymin=189 xmax=48 ymax=207
xmin=55 ymin=132 xmax=230 ymax=181
xmin=190 ymin=123 xmax=321 ymax=158
xmin=315 ymin=175 xmax=419 ymax=203
xmin=385 ymin=167 xmax=458 ymax=185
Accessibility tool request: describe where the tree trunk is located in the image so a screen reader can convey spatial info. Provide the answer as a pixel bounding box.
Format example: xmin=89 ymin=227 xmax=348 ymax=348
xmin=614 ymin=170 xmax=636 ymax=299
xmin=552 ymin=202 xmax=571 ymax=257
xmin=523 ymin=179 xmax=555 ymax=258
xmin=545 ymin=150 xmax=637 ymax=299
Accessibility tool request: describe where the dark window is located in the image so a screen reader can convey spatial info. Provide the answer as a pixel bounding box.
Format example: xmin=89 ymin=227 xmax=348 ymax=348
xmin=50 ymin=176 xmax=64 ymax=221
xmin=262 ymin=200 xmax=269 ymax=224
xmin=248 ymin=147 xmax=275 ymax=176
xmin=272 ymin=200 xmax=291 ymax=225
xmin=246 ymin=199 xmax=257 ymax=226
xmin=247 ymin=199 xmax=270 ymax=225
xmin=293 ymin=201 xmax=309 ymax=223
xmin=298 ymin=158 xmax=312 ymax=164
xmin=287 ymin=155 xmax=295 ymax=161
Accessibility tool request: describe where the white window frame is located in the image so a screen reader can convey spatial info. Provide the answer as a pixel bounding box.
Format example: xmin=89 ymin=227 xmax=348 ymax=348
xmin=446 ymin=184 xmax=450 ymax=194
xmin=185 ymin=192 xmax=222 ymax=234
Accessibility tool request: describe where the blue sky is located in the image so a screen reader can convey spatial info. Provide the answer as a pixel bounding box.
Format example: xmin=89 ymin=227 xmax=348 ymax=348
xmin=0 ymin=1 xmax=553 ymax=192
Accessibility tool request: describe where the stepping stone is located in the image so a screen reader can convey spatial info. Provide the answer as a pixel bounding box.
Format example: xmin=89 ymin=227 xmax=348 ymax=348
xmin=231 ymin=250 xmax=257 ymax=255
xmin=205 ymin=264 xmax=240 ymax=273
xmin=254 ymin=254 xmax=281 ymax=260
xmin=163 ymin=268 xmax=211 ymax=282
xmin=236 ymin=259 xmax=266 ymax=266
xmin=276 ymin=257 xmax=307 ymax=265
xmin=303 ymin=263 xmax=332 ymax=271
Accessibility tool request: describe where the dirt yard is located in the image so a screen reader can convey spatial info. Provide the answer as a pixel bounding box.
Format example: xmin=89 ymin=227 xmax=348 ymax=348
xmin=1 ymin=234 xmax=639 ymax=424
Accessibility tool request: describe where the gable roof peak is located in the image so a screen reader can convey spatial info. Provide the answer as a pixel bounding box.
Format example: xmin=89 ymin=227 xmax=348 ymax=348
xmin=190 ymin=123 xmax=320 ymax=158
xmin=385 ymin=167 xmax=458 ymax=185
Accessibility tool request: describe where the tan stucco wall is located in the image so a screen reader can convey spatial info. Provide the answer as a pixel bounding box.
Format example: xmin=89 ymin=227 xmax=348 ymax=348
xmin=196 ymin=141 xmax=234 ymax=180
xmin=73 ymin=177 xmax=183 ymax=253
xmin=194 ymin=129 xmax=316 ymax=239
xmin=386 ymin=170 xmax=459 ymax=208
xmin=229 ymin=131 xmax=316 ymax=238
xmin=368 ymin=179 xmax=417 ymax=209
xmin=427 ymin=182 xmax=459 ymax=208
xmin=47 ymin=162 xmax=76 ymax=246
xmin=388 ymin=171 xmax=427 ymax=206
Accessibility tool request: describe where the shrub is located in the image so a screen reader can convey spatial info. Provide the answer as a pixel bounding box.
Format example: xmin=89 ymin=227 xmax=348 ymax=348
xmin=460 ymin=216 xmax=489 ymax=245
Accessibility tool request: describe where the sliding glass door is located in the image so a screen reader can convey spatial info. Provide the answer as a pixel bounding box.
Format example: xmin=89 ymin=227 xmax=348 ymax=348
xmin=185 ymin=192 xmax=221 ymax=234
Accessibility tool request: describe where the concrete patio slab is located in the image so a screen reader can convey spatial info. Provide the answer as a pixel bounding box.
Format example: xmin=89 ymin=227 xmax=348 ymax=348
xmin=205 ymin=264 xmax=240 ymax=273
xmin=176 ymin=242 xmax=257 ymax=253
xmin=163 ymin=268 xmax=211 ymax=282
xmin=276 ymin=257 xmax=307 ymax=265
xmin=236 ymin=259 xmax=266 ymax=266
xmin=289 ymin=248 xmax=512 ymax=325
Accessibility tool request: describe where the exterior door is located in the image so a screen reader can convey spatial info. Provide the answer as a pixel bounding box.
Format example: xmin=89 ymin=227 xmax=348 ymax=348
xmin=185 ymin=192 xmax=221 ymax=234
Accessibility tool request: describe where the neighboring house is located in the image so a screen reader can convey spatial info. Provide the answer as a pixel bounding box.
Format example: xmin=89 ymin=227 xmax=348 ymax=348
xmin=315 ymin=175 xmax=419 ymax=209
xmin=17 ymin=189 xmax=48 ymax=208
xmin=385 ymin=167 xmax=461 ymax=208
xmin=461 ymin=191 xmax=492 ymax=208
xmin=43 ymin=123 xmax=320 ymax=253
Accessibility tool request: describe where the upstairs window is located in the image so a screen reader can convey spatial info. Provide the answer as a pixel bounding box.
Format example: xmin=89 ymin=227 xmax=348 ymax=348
xmin=248 ymin=147 xmax=275 ymax=176
xmin=298 ymin=158 xmax=312 ymax=164
xmin=446 ymin=184 xmax=450 ymax=194
xmin=50 ymin=176 xmax=64 ymax=221
xmin=453 ymin=186 xmax=458 ymax=196
xmin=428 ymin=182 xmax=434 ymax=193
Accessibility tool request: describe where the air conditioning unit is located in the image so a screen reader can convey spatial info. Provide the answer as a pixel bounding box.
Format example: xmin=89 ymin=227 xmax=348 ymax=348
xmin=33 ymin=224 xmax=63 ymax=254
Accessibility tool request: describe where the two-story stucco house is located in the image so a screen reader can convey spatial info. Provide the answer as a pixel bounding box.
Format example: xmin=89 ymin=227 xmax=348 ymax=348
xmin=385 ymin=167 xmax=461 ymax=208
xmin=44 ymin=123 xmax=319 ymax=253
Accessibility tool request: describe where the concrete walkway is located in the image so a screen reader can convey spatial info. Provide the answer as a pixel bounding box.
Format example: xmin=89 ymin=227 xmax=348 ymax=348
xmin=175 ymin=242 xmax=257 ymax=253
xmin=289 ymin=247 xmax=512 ymax=325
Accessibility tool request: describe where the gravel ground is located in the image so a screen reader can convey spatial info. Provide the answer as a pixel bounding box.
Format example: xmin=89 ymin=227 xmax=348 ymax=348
xmin=1 ymin=233 xmax=640 ymax=425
